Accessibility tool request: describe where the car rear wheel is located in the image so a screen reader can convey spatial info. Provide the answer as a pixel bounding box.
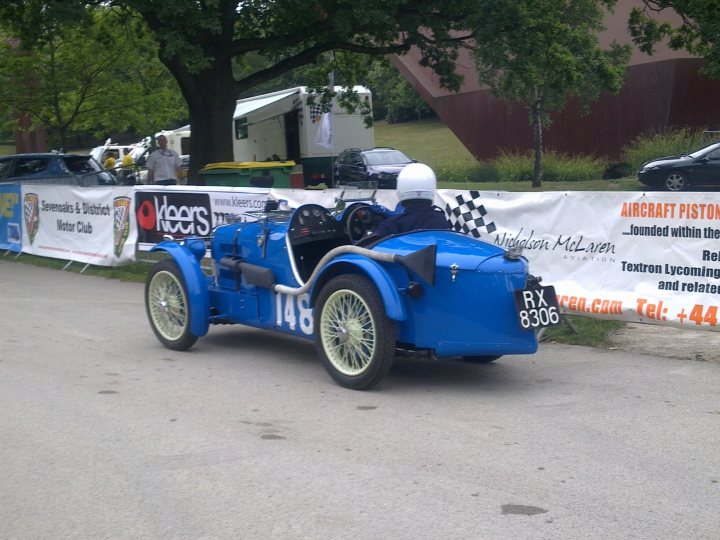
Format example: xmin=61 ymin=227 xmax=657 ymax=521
xmin=315 ymin=274 xmax=396 ymax=390
xmin=145 ymin=259 xmax=197 ymax=351
xmin=664 ymin=171 xmax=688 ymax=191
xmin=462 ymin=355 xmax=501 ymax=364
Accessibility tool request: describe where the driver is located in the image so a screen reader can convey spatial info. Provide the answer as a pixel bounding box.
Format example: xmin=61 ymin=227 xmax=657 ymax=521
xmin=372 ymin=163 xmax=450 ymax=239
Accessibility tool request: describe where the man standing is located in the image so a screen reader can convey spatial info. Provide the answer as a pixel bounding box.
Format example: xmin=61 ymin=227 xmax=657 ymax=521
xmin=146 ymin=135 xmax=182 ymax=185
xmin=119 ymin=147 xmax=135 ymax=185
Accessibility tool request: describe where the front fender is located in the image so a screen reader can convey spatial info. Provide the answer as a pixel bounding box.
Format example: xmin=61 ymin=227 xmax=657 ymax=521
xmin=311 ymin=254 xmax=407 ymax=321
xmin=150 ymin=242 xmax=210 ymax=337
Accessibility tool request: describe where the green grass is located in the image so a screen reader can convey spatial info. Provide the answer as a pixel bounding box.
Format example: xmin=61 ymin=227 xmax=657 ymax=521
xmin=375 ymin=119 xmax=478 ymax=170
xmin=621 ymin=126 xmax=708 ymax=171
xmin=539 ymin=316 xmax=624 ymax=348
xmin=440 ymin=178 xmax=640 ymax=191
xmin=375 ymin=119 xmax=645 ymax=190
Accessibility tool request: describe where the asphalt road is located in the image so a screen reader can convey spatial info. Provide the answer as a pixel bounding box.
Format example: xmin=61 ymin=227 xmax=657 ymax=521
xmin=1 ymin=260 xmax=719 ymax=539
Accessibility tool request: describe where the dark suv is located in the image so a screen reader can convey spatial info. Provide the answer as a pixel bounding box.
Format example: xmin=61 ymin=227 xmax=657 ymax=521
xmin=0 ymin=153 xmax=116 ymax=186
xmin=334 ymin=147 xmax=414 ymax=188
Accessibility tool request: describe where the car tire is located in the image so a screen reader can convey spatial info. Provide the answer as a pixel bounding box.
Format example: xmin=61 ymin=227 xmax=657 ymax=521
xmin=664 ymin=171 xmax=688 ymax=192
xmin=462 ymin=355 xmax=501 ymax=364
xmin=314 ymin=274 xmax=396 ymax=390
xmin=145 ymin=259 xmax=198 ymax=351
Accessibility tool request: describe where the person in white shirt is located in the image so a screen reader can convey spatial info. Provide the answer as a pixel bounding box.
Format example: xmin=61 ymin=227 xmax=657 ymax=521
xmin=146 ymin=135 xmax=183 ymax=185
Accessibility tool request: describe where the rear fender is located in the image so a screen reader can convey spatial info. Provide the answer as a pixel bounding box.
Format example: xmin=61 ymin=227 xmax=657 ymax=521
xmin=150 ymin=242 xmax=210 ymax=337
xmin=310 ymin=254 xmax=407 ymax=321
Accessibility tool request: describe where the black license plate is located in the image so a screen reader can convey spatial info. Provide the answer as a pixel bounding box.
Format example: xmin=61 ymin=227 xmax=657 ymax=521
xmin=514 ymin=285 xmax=561 ymax=329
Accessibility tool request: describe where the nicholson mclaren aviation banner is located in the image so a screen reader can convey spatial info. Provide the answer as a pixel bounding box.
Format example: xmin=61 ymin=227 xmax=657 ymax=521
xmin=436 ymin=190 xmax=720 ymax=332
xmin=20 ymin=185 xmax=135 ymax=265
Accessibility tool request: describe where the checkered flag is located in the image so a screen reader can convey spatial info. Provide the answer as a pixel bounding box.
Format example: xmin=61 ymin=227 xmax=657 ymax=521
xmin=309 ymin=103 xmax=323 ymax=123
xmin=445 ymin=191 xmax=496 ymax=238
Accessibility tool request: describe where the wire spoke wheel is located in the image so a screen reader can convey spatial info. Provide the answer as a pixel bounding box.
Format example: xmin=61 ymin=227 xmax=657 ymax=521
xmin=315 ymin=275 xmax=395 ymax=390
xmin=145 ymin=260 xmax=197 ymax=350
xmin=321 ymin=290 xmax=376 ymax=375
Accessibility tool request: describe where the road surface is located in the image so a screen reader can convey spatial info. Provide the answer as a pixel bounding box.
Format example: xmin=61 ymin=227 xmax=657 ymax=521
xmin=1 ymin=261 xmax=719 ymax=539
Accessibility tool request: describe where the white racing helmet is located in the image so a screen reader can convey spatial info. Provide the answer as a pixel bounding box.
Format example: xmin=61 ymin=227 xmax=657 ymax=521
xmin=396 ymin=163 xmax=436 ymax=202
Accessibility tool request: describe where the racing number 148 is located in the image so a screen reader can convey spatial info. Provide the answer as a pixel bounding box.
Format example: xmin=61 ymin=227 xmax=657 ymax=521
xmin=275 ymin=292 xmax=313 ymax=335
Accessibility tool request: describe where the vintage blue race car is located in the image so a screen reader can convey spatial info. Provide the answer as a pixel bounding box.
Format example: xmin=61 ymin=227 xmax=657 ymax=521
xmin=144 ymin=188 xmax=560 ymax=390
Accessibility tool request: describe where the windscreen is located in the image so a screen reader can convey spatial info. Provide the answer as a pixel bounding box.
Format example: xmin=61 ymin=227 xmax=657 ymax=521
xmin=365 ymin=150 xmax=411 ymax=166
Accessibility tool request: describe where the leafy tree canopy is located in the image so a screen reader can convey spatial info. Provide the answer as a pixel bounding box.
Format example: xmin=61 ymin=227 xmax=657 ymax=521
xmin=0 ymin=7 xmax=186 ymax=150
xmin=468 ymin=0 xmax=631 ymax=186
xmin=366 ymin=58 xmax=434 ymax=123
xmin=629 ymin=1 xmax=720 ymax=78
xmin=0 ymin=0 xmax=474 ymax=179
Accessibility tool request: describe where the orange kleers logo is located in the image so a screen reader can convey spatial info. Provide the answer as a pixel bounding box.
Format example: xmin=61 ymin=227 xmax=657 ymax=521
xmin=23 ymin=193 xmax=39 ymax=244
xmin=113 ymin=196 xmax=131 ymax=257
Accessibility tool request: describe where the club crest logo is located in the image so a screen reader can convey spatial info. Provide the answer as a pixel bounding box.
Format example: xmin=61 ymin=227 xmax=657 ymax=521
xmin=23 ymin=193 xmax=39 ymax=244
xmin=113 ymin=196 xmax=131 ymax=257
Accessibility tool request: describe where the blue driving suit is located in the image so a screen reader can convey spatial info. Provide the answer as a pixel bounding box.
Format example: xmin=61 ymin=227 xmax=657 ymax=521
xmin=373 ymin=199 xmax=450 ymax=238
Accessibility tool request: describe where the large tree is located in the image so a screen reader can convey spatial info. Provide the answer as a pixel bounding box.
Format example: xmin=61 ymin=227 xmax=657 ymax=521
xmin=0 ymin=1 xmax=474 ymax=182
xmin=0 ymin=8 xmax=185 ymax=150
xmin=367 ymin=58 xmax=434 ymax=123
xmin=629 ymin=1 xmax=720 ymax=78
xmin=469 ymin=0 xmax=631 ymax=187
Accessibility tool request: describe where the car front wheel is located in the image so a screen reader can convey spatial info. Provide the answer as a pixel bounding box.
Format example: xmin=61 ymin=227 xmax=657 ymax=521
xmin=145 ymin=259 xmax=197 ymax=351
xmin=664 ymin=171 xmax=688 ymax=191
xmin=314 ymin=274 xmax=396 ymax=390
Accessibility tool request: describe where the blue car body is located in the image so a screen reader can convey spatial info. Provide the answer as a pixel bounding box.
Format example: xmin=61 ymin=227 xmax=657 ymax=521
xmin=145 ymin=198 xmax=557 ymax=389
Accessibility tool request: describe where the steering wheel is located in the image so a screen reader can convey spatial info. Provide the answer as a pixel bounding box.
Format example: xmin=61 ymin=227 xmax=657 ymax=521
xmin=345 ymin=203 xmax=383 ymax=243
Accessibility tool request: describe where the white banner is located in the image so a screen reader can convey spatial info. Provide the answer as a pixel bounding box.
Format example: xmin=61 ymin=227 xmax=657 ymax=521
xmin=13 ymin=184 xmax=720 ymax=332
xmin=21 ymin=185 xmax=136 ymax=266
xmin=438 ymin=190 xmax=720 ymax=332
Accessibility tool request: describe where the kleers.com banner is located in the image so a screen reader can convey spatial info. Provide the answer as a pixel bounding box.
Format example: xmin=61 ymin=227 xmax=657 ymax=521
xmin=134 ymin=186 xmax=269 ymax=250
xmin=21 ymin=185 xmax=136 ymax=265
xmin=0 ymin=184 xmax=22 ymax=252
xmin=439 ymin=190 xmax=720 ymax=331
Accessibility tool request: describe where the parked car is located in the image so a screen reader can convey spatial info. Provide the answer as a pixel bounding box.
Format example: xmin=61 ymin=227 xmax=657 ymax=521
xmin=334 ymin=147 xmax=414 ymax=188
xmin=637 ymin=141 xmax=720 ymax=191
xmin=144 ymin=188 xmax=560 ymax=390
xmin=0 ymin=153 xmax=116 ymax=186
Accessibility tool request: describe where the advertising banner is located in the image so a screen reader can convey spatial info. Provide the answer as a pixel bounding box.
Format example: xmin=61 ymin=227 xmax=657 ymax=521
xmin=0 ymin=184 xmax=22 ymax=252
xmin=134 ymin=186 xmax=270 ymax=251
xmin=439 ymin=190 xmax=720 ymax=331
xmin=12 ymin=183 xmax=720 ymax=332
xmin=21 ymin=185 xmax=136 ymax=265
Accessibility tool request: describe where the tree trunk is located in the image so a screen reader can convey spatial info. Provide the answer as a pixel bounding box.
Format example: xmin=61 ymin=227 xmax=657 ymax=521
xmin=163 ymin=55 xmax=238 ymax=185
xmin=531 ymin=86 xmax=543 ymax=188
